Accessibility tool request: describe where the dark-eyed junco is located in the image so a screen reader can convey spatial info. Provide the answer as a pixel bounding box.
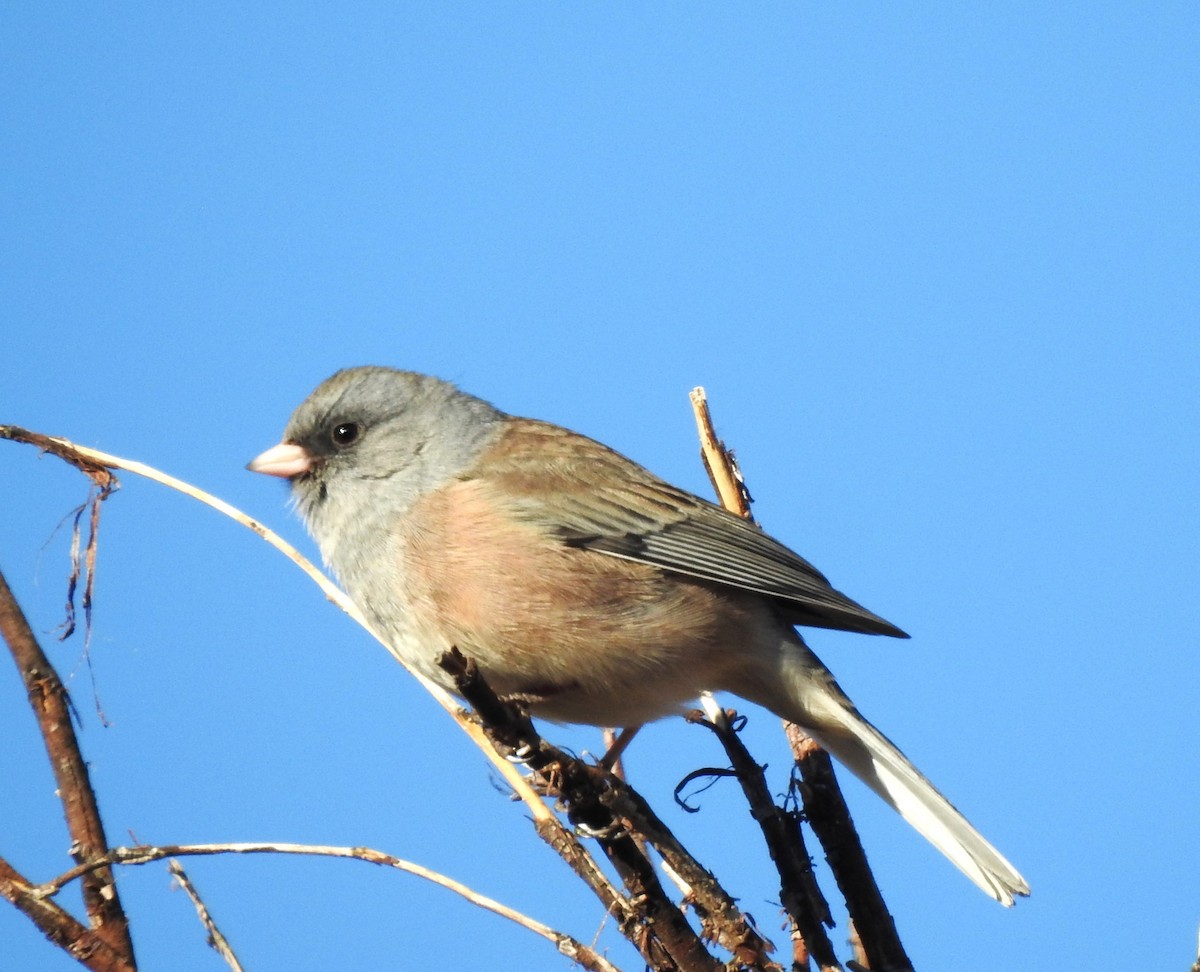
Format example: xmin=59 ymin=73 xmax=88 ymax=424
xmin=249 ymin=366 xmax=1028 ymax=905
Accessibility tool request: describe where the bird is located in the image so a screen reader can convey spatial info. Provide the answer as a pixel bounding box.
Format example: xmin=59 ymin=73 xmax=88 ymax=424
xmin=248 ymin=365 xmax=1029 ymax=905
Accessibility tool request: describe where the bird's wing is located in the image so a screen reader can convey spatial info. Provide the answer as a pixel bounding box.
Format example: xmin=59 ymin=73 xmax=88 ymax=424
xmin=469 ymin=419 xmax=907 ymax=638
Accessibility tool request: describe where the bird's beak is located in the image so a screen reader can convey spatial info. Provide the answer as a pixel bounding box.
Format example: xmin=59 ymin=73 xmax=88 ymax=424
xmin=247 ymin=442 xmax=315 ymax=479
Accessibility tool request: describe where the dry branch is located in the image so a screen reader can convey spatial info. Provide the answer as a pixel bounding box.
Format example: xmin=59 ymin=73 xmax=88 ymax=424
xmin=0 ymin=857 xmax=134 ymax=972
xmin=687 ymin=709 xmax=841 ymax=972
xmin=0 ymin=566 xmax=135 ymax=968
xmin=166 ymin=860 xmax=244 ymax=972
xmin=441 ymin=649 xmax=778 ymax=972
xmin=42 ymin=840 xmax=622 ymax=972
xmin=786 ymin=728 xmax=911 ymax=971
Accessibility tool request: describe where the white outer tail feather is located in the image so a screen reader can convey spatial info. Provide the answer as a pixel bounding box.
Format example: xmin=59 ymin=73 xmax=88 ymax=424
xmin=811 ymin=702 xmax=1029 ymax=905
xmin=764 ymin=644 xmax=1030 ymax=905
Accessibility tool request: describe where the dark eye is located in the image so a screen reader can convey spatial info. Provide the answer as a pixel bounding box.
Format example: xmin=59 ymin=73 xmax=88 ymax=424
xmin=331 ymin=422 xmax=362 ymax=448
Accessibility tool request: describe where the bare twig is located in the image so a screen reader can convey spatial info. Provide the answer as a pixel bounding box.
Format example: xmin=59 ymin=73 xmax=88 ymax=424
xmin=166 ymin=860 xmax=244 ymax=972
xmin=40 ymin=841 xmax=620 ymax=972
xmin=688 ymin=710 xmax=841 ymax=972
xmin=689 ymin=388 xmax=753 ymax=520
xmin=441 ymin=651 xmax=706 ymax=971
xmin=0 ymin=566 xmax=135 ymax=966
xmin=442 ymin=650 xmax=778 ymax=972
xmin=786 ymin=728 xmax=911 ymax=972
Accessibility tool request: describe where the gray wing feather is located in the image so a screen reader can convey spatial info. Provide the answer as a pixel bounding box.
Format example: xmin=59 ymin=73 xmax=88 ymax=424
xmin=535 ymin=477 xmax=906 ymax=638
xmin=564 ymin=507 xmax=907 ymax=637
xmin=487 ymin=420 xmax=908 ymax=638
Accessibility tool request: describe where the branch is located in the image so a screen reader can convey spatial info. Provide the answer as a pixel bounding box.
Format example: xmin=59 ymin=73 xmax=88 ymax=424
xmin=442 ymin=650 xmax=778 ymax=972
xmin=689 ymin=388 xmax=753 ymax=519
xmin=0 ymin=855 xmax=134 ymax=972
xmin=40 ymin=841 xmax=620 ymax=972
xmin=785 ymin=728 xmax=911 ymax=971
xmin=685 ymin=709 xmax=841 ymax=972
xmin=166 ymin=860 xmax=244 ymax=972
xmin=0 ymin=566 xmax=135 ymax=966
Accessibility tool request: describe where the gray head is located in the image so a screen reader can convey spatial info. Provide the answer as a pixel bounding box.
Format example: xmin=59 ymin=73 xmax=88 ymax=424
xmin=249 ymin=366 xmax=506 ymax=560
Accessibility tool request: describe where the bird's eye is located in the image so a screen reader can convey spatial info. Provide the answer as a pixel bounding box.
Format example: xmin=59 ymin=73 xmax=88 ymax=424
xmin=331 ymin=422 xmax=362 ymax=448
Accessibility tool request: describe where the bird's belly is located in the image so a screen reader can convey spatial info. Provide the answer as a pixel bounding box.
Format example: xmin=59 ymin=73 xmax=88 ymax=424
xmin=381 ymin=492 xmax=783 ymax=726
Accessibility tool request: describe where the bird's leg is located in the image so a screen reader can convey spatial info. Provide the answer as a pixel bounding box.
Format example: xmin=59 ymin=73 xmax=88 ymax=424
xmin=599 ymin=724 xmax=642 ymax=771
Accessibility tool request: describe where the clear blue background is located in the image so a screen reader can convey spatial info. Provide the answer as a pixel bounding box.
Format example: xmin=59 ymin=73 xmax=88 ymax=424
xmin=3 ymin=5 xmax=1197 ymax=970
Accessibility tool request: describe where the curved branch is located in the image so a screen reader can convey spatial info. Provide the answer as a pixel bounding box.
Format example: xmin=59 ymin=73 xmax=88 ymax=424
xmin=38 ymin=841 xmax=621 ymax=972
xmin=0 ymin=425 xmax=553 ymax=823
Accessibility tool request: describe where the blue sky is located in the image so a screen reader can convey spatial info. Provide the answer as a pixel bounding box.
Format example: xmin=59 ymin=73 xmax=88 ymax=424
xmin=2 ymin=4 xmax=1197 ymax=970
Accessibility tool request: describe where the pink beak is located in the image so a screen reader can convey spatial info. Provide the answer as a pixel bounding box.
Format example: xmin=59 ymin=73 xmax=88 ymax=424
xmin=247 ymin=442 xmax=315 ymax=479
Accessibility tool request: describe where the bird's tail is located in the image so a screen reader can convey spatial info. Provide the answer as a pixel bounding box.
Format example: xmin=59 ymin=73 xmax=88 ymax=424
xmin=747 ymin=642 xmax=1030 ymax=905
